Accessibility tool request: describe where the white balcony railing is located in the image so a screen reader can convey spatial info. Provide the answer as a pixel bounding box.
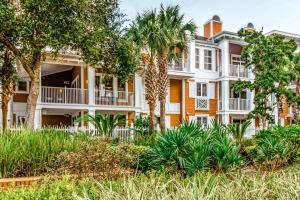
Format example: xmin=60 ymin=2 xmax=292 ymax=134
xmin=229 ymin=64 xmax=249 ymax=78
xmin=95 ymin=90 xmax=134 ymax=106
xmin=218 ymin=98 xmax=251 ymax=111
xmin=168 ymin=59 xmax=189 ymax=71
xmin=41 ymin=86 xmax=88 ymax=104
xmin=229 ymin=98 xmax=250 ymax=110
xmin=195 ymin=98 xmax=209 ymax=110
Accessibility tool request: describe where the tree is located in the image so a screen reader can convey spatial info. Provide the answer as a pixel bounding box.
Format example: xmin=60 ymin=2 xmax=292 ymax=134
xmin=76 ymin=113 xmax=125 ymax=137
xmin=128 ymin=10 xmax=160 ymax=133
xmin=233 ymin=29 xmax=297 ymax=129
xmin=156 ymin=5 xmax=196 ymax=131
xmin=0 ymin=49 xmax=18 ymax=130
xmin=0 ymin=0 xmax=136 ymax=128
xmin=292 ymin=53 xmax=300 ymax=121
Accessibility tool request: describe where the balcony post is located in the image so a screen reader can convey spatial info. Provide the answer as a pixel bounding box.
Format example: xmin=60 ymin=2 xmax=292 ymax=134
xmin=134 ymin=73 xmax=142 ymax=108
xmin=34 ymin=107 xmax=42 ymax=129
xmin=220 ymin=40 xmax=229 ymax=77
xmin=188 ymin=34 xmax=195 ymax=73
xmin=88 ymin=67 xmax=95 ymax=106
xmin=88 ymin=108 xmax=95 ymax=130
xmin=222 ymin=80 xmax=229 ymax=111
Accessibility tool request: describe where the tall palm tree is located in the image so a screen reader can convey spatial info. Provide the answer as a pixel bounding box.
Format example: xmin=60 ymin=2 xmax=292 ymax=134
xmin=156 ymin=5 xmax=196 ymax=131
xmin=128 ymin=11 xmax=160 ymax=133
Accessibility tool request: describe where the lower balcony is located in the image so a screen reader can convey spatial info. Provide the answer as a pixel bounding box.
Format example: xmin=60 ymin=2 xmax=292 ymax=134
xmin=41 ymin=86 xmax=88 ymax=104
xmin=95 ymin=90 xmax=135 ymax=107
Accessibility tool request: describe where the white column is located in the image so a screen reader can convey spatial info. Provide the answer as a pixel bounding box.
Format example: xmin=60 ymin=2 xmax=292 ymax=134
xmin=182 ymin=79 xmax=186 ymax=122
xmin=222 ymin=114 xmax=230 ymax=125
xmin=34 ymin=108 xmax=42 ymax=129
xmin=188 ymin=36 xmax=195 ymax=73
xmin=113 ymin=76 xmax=118 ymax=102
xmin=88 ymin=67 xmax=95 ymax=106
xmin=88 ymin=108 xmax=96 ymax=130
xmin=134 ymin=73 xmax=142 ymax=108
xmin=222 ymin=80 xmax=229 ymax=111
xmin=220 ymin=40 xmax=229 ymax=77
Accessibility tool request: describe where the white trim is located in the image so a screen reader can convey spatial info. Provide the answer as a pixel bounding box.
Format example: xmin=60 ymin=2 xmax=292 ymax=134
xmin=16 ymin=81 xmax=30 ymax=94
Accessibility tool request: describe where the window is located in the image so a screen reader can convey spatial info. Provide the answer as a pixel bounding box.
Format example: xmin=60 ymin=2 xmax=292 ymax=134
xmin=196 ymin=83 xmax=207 ymax=97
xmin=204 ymin=49 xmax=212 ymax=70
xmin=232 ymin=55 xmax=242 ymax=65
xmin=117 ymin=79 xmax=126 ymax=91
xmin=16 ymin=81 xmax=29 ymax=93
xmin=195 ymin=48 xmax=200 ymax=69
xmin=196 ymin=116 xmax=208 ymax=127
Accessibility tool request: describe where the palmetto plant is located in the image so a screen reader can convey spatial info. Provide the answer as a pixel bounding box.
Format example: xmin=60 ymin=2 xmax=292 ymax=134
xmin=77 ymin=113 xmax=125 ymax=137
xmin=226 ymin=120 xmax=251 ymax=145
xmin=156 ymin=5 xmax=196 ymax=131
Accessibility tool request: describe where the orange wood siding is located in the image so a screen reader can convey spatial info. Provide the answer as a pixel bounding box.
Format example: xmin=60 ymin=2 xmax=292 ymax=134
xmin=170 ymin=79 xmax=182 ymax=103
xmin=128 ymin=112 xmax=135 ymax=125
xmin=204 ymin=23 xmax=211 ymax=39
xmin=84 ymin=68 xmax=88 ymax=89
xmin=280 ymin=99 xmax=289 ymax=118
xmin=167 ymin=114 xmax=181 ymax=127
xmin=42 ymin=115 xmax=72 ymax=126
xmin=128 ymin=77 xmax=134 ymax=93
xmin=13 ymin=93 xmax=28 ymax=103
xmin=185 ymin=80 xmax=195 ymax=120
xmin=212 ymin=21 xmax=222 ymax=36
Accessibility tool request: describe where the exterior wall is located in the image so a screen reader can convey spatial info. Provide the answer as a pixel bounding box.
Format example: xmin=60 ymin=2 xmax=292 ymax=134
xmin=42 ymin=115 xmax=72 ymax=126
xmin=128 ymin=77 xmax=134 ymax=92
xmin=167 ymin=114 xmax=181 ymax=126
xmin=13 ymin=93 xmax=28 ymax=103
xmin=128 ymin=112 xmax=135 ymax=125
xmin=169 ymin=79 xmax=182 ymax=103
xmin=42 ymin=70 xmax=73 ymax=87
xmin=212 ymin=21 xmax=222 ymax=36
xmin=204 ymin=23 xmax=211 ymax=39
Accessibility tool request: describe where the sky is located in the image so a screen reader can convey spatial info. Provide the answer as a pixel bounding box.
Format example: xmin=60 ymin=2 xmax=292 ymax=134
xmin=119 ymin=0 xmax=300 ymax=36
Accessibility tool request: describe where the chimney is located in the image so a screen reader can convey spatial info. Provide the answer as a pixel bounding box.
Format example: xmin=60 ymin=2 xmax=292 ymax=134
xmin=203 ymin=15 xmax=223 ymax=38
xmin=244 ymin=22 xmax=255 ymax=32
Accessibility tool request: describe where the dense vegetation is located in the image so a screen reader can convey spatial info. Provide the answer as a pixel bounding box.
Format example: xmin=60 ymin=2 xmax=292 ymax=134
xmin=1 ymin=165 xmax=300 ymax=200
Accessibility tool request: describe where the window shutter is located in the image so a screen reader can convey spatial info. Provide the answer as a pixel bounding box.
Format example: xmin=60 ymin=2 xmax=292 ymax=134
xmin=208 ymin=82 xmax=215 ymax=99
xmin=189 ymin=81 xmax=196 ymax=98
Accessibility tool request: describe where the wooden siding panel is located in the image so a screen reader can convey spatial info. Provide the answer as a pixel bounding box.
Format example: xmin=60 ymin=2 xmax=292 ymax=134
xmin=42 ymin=115 xmax=72 ymax=126
xmin=170 ymin=79 xmax=182 ymax=103
xmin=212 ymin=21 xmax=222 ymax=36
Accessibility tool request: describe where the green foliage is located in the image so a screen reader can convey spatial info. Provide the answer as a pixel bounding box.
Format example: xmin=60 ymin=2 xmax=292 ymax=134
xmin=233 ymin=30 xmax=298 ymax=126
xmin=0 ymin=129 xmax=87 ymax=178
xmin=252 ymin=125 xmax=300 ymax=169
xmin=2 ymin=166 xmax=300 ymax=199
xmin=76 ymin=113 xmax=125 ymax=137
xmin=150 ymin=121 xmax=244 ymax=174
xmin=226 ymin=120 xmax=251 ymax=145
xmin=133 ymin=114 xmax=150 ymax=135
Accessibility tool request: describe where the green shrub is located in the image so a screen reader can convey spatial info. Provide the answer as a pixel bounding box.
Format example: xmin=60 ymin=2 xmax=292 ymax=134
xmin=150 ymin=121 xmax=244 ymax=175
xmin=252 ymin=125 xmax=300 ymax=169
xmin=0 ymin=129 xmax=87 ymax=178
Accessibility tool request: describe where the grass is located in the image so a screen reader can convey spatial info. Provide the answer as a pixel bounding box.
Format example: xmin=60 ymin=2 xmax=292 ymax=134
xmin=1 ymin=165 xmax=300 ymax=200
xmin=0 ymin=129 xmax=89 ymax=178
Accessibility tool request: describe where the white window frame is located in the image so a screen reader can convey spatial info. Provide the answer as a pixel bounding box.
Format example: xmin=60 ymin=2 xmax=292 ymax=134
xmin=195 ymin=115 xmax=209 ymax=127
xmin=196 ymin=82 xmax=208 ymax=98
xmin=204 ymin=49 xmax=212 ymax=70
xmin=16 ymin=81 xmax=29 ymax=94
xmin=231 ymin=54 xmax=242 ymax=65
xmin=195 ymin=48 xmax=200 ymax=69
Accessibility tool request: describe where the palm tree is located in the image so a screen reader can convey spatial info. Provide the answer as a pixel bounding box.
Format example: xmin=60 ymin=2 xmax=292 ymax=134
xmin=128 ymin=10 xmax=161 ymax=133
xmin=156 ymin=5 xmax=196 ymax=131
xmin=76 ymin=113 xmax=125 ymax=137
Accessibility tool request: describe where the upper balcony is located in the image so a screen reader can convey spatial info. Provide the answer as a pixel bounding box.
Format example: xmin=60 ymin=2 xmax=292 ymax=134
xmin=95 ymin=90 xmax=135 ymax=107
xmin=218 ymin=98 xmax=251 ymax=111
xmin=229 ymin=64 xmax=249 ymax=78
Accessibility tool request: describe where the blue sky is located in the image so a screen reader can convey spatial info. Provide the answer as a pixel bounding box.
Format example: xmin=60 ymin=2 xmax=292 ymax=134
xmin=119 ymin=0 xmax=300 ymax=35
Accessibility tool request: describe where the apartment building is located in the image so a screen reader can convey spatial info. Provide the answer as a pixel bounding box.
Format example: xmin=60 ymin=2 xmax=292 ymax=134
xmin=1 ymin=15 xmax=300 ymax=135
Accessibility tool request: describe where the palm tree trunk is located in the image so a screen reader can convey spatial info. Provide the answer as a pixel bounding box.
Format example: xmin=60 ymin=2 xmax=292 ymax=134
xmin=158 ymin=53 xmax=168 ymax=132
xmin=25 ymin=67 xmax=41 ymax=129
xmin=145 ymin=58 xmax=158 ymax=133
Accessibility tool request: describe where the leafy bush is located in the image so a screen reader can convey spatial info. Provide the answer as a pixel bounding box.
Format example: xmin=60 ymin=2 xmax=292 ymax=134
xmin=252 ymin=125 xmax=300 ymax=169
xmin=150 ymin=121 xmax=244 ymax=175
xmin=0 ymin=129 xmax=87 ymax=178
xmin=133 ymin=114 xmax=150 ymax=135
